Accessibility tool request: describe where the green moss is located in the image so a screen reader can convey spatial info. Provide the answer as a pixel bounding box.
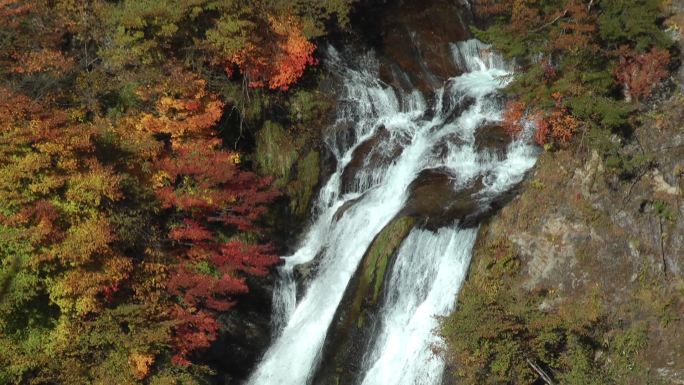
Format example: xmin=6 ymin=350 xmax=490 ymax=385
xmin=288 ymin=90 xmax=331 ymax=124
xmin=254 ymin=121 xmax=299 ymax=186
xmin=654 ymin=200 xmax=676 ymax=222
xmin=365 ymin=216 xmax=416 ymax=303
xmin=350 ymin=216 xmax=416 ymax=328
xmin=286 ymin=150 xmax=320 ymax=217
xmin=255 ymin=122 xmax=322 ymax=220
xmin=530 ymin=179 xmax=545 ymax=190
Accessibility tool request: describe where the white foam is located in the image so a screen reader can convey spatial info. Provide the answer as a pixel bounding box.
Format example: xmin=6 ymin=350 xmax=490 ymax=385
xmin=248 ymin=41 xmax=538 ymax=385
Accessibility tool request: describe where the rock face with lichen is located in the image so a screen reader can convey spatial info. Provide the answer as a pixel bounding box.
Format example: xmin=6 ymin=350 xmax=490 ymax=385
xmin=451 ymin=121 xmax=684 ymax=383
xmin=440 ymin=4 xmax=684 ymax=380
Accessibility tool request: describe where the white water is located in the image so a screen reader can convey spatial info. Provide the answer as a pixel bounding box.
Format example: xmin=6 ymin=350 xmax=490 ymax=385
xmin=248 ymin=39 xmax=538 ymax=385
xmin=359 ymin=227 xmax=476 ymax=385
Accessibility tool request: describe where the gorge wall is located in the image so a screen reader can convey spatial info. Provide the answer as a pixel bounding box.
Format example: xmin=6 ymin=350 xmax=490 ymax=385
xmin=442 ymin=2 xmax=684 ymax=382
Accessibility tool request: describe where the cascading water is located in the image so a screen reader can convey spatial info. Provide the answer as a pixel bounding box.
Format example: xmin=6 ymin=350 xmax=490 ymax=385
xmin=358 ymin=227 xmax=477 ymax=385
xmin=248 ymin=39 xmax=539 ymax=385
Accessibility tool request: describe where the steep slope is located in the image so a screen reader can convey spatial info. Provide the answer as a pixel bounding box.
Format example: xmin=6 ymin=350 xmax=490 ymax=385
xmin=441 ymin=3 xmax=684 ymax=382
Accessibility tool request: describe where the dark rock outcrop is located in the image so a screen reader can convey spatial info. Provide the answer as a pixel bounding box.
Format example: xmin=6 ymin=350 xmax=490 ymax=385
xmin=402 ymin=168 xmax=483 ymax=229
xmin=475 ymin=123 xmax=512 ymax=158
xmin=376 ymin=0 xmax=471 ymax=93
xmin=340 ymin=126 xmax=404 ymax=194
xmin=350 ymin=0 xmax=472 ymax=94
xmin=207 ymin=275 xmax=275 ymax=384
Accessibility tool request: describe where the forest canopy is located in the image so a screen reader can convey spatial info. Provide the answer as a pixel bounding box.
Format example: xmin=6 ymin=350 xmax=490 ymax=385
xmin=0 ymin=0 xmax=354 ymax=383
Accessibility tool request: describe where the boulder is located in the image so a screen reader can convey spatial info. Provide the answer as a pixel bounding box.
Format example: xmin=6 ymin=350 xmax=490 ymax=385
xmin=402 ymin=168 xmax=484 ymax=229
xmin=293 ymin=252 xmax=324 ymax=302
xmin=340 ymin=126 xmax=404 ymax=194
xmin=333 ymin=193 xmax=366 ymax=222
xmin=475 ymin=123 xmax=512 ymax=159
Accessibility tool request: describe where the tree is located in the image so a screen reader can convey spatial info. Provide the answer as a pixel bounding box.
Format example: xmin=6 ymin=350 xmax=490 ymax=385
xmin=615 ymin=47 xmax=670 ymax=102
xmin=474 ymin=0 xmax=673 ymax=148
xmin=533 ymin=93 xmax=580 ymax=145
xmin=216 ymin=14 xmax=317 ymax=90
xmin=0 ymin=88 xmax=129 ymax=317
xmin=0 ymin=0 xmax=356 ymax=382
xmin=138 ymin=72 xmax=279 ymax=363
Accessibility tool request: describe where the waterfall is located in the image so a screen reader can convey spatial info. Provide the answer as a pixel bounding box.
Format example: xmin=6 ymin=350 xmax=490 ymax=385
xmin=248 ymin=39 xmax=538 ymax=385
xmin=358 ymin=227 xmax=476 ymax=385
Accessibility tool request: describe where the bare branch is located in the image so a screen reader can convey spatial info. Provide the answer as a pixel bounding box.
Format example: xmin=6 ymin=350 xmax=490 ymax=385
xmin=526 ymin=358 xmax=556 ymax=385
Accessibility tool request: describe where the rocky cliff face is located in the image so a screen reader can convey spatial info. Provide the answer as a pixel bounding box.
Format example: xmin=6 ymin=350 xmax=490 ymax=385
xmin=351 ymin=0 xmax=471 ymax=94
xmin=464 ymin=17 xmax=684 ymax=381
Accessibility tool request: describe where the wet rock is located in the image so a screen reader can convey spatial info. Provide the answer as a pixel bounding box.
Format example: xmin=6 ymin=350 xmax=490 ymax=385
xmin=350 ymin=0 xmax=472 ymax=95
xmin=208 ymin=274 xmax=275 ymax=384
xmin=437 ymin=93 xmax=477 ymax=126
xmin=432 ymin=132 xmax=466 ymax=160
xmin=378 ymin=0 xmax=471 ymax=94
xmin=475 ymin=123 xmax=512 ymax=159
xmin=378 ymin=57 xmax=416 ymax=92
xmin=319 ymin=140 xmax=339 ymax=183
xmin=402 ymin=168 xmax=484 ymax=229
xmin=293 ymin=252 xmax=324 ymax=301
xmin=313 ymin=216 xmax=417 ymax=385
xmin=340 ymin=126 xmax=404 ymax=194
xmin=333 ymin=193 xmax=366 ymax=222
xmin=326 ymin=120 xmax=357 ymax=158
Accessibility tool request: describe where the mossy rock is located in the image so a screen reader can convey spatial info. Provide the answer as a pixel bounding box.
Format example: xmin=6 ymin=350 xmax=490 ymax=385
xmin=256 ymin=121 xmax=321 ymax=220
xmin=288 ymin=90 xmax=332 ymax=124
xmin=254 ymin=121 xmax=299 ymax=186
xmin=286 ymin=150 xmax=320 ymax=217
xmin=360 ymin=216 xmax=416 ymax=306
xmin=313 ymin=215 xmax=417 ymax=385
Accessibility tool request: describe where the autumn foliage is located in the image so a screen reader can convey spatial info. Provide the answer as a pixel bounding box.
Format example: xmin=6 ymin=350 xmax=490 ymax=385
xmin=134 ymin=74 xmax=280 ymax=364
xmin=10 ymin=48 xmax=74 ymax=75
xmin=472 ymin=0 xmax=513 ymax=18
xmin=533 ymin=94 xmax=580 ymax=146
xmin=0 ymin=88 xmax=131 ymax=316
xmin=0 ymin=0 xmax=346 ymax=382
xmin=615 ymin=47 xmax=671 ymax=101
xmin=475 ymin=0 xmax=673 ymax=148
xmin=502 ymin=100 xmax=526 ymax=137
xmin=502 ymin=94 xmax=579 ymax=146
xmin=229 ymin=15 xmax=317 ymax=90
xmin=0 ymin=0 xmax=31 ymax=25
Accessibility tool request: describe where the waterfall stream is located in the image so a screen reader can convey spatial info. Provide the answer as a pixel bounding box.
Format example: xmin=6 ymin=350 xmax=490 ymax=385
xmin=248 ymin=39 xmax=539 ymax=385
